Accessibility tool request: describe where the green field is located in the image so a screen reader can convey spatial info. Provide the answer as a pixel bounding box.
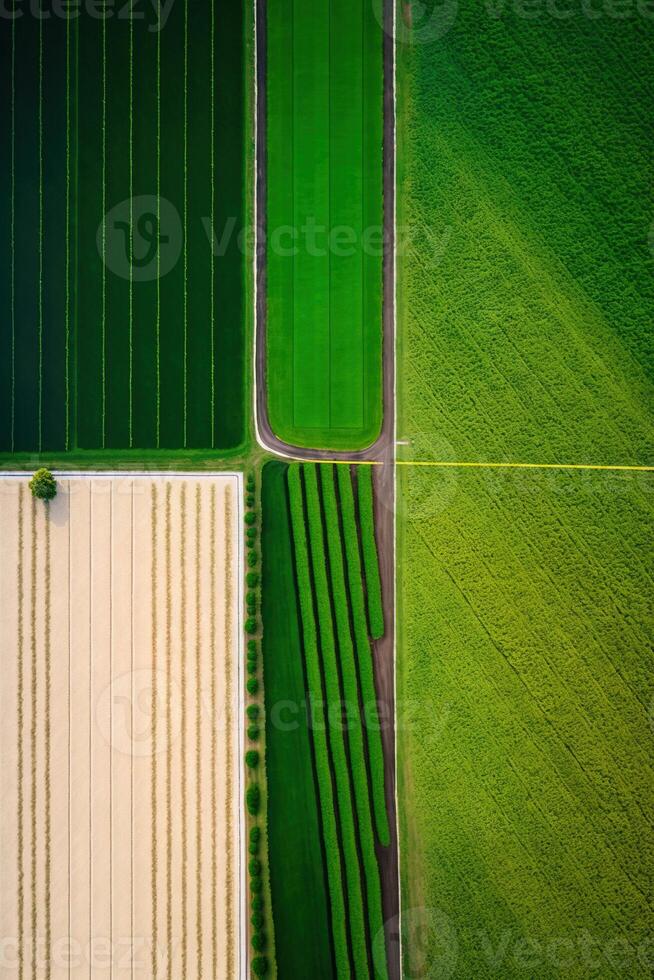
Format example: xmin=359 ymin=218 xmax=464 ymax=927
xmin=0 ymin=2 xmax=245 ymax=453
xmin=263 ymin=461 xmax=389 ymax=979
xmin=397 ymin=3 xmax=654 ymax=975
xmin=266 ymin=0 xmax=384 ymax=450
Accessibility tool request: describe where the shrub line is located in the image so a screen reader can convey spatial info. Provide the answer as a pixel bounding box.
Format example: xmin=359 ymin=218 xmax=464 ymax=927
xmin=354 ymin=466 xmax=385 ymax=640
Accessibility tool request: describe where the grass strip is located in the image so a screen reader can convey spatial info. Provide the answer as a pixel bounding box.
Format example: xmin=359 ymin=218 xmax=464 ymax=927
xmin=356 ymin=466 xmax=385 ymax=640
xmin=336 ymin=465 xmax=389 ymax=846
xmin=287 ymin=466 xmax=351 ymax=980
xmin=303 ymin=465 xmax=370 ymax=979
xmin=320 ymin=464 xmax=388 ymax=969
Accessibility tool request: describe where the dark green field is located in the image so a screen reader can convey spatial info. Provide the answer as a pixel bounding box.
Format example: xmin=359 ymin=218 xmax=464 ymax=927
xmin=263 ymin=461 xmax=389 ymax=979
xmin=266 ymin=0 xmax=384 ymax=450
xmin=0 ymin=2 xmax=245 ymax=454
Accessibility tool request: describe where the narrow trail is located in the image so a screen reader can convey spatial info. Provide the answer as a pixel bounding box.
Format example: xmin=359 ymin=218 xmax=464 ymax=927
xmin=253 ymin=0 xmax=400 ymax=976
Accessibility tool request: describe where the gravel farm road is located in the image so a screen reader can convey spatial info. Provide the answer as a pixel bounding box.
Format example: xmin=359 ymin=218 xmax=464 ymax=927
xmin=254 ymin=1 xmax=400 ymax=977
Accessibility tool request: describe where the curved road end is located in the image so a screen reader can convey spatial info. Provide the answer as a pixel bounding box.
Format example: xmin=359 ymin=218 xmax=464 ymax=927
xmin=253 ymin=0 xmax=401 ymax=978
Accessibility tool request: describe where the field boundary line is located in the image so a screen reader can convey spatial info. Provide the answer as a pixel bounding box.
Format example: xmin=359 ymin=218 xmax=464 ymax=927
xmin=38 ymin=19 xmax=44 ymax=452
xmin=209 ymin=0 xmax=215 ymax=448
xmin=150 ymin=484 xmax=159 ymax=979
xmin=396 ymin=461 xmax=654 ymax=473
xmin=209 ymin=486 xmax=218 ymax=978
xmin=17 ymin=485 xmax=25 ymax=980
xmin=10 ymin=19 xmax=15 ymax=451
xmin=194 ymin=485 xmax=203 ymax=975
xmin=101 ymin=16 xmax=107 ymax=449
xmin=155 ymin=28 xmax=161 ymax=448
xmin=182 ymin=0 xmax=189 ymax=449
xmin=128 ymin=18 xmax=134 ymax=448
xmin=29 ymin=498 xmax=37 ymax=976
xmin=44 ymin=502 xmax=52 ymax=978
xmin=164 ymin=482 xmax=172 ymax=980
xmin=180 ymin=484 xmax=188 ymax=977
xmin=65 ymin=16 xmax=71 ymax=451
xmin=224 ymin=484 xmax=236 ymax=977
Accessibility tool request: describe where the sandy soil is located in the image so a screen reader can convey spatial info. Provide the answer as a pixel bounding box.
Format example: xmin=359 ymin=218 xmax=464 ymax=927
xmin=0 ymin=475 xmax=242 ymax=979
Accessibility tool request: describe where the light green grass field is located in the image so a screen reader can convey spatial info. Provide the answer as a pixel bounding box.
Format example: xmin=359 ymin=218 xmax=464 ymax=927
xmin=266 ymin=0 xmax=384 ymax=450
xmin=397 ymin=1 xmax=654 ymax=975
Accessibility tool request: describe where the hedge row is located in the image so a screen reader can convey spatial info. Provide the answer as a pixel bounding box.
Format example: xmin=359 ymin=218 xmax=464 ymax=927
xmin=336 ymin=466 xmax=390 ymax=846
xmin=319 ymin=464 xmax=389 ymax=969
xmin=245 ymin=471 xmax=270 ymax=978
xmin=287 ymin=466 xmax=351 ymax=980
xmin=302 ymin=465 xmax=369 ymax=979
xmin=356 ymin=466 xmax=385 ymax=641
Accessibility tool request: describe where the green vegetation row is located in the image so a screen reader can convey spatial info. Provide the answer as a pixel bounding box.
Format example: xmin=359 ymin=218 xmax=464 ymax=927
xmin=336 ymin=465 xmax=389 ymax=845
xmin=319 ymin=465 xmax=388 ymax=965
xmin=287 ymin=465 xmax=351 ymax=980
xmin=303 ymin=465 xmax=371 ymax=979
xmin=266 ymin=0 xmax=383 ymax=450
xmin=0 ymin=5 xmax=245 ymax=453
xmin=262 ymin=461 xmax=333 ymax=979
xmin=356 ymin=466 xmax=384 ymax=640
xmin=243 ymin=470 xmax=274 ymax=978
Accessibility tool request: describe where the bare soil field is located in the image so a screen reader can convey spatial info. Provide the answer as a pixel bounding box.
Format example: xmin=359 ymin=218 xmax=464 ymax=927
xmin=0 ymin=474 xmax=243 ymax=978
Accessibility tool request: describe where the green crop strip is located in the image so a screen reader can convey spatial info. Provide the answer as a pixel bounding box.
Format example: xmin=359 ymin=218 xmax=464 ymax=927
xmin=302 ymin=464 xmax=370 ymax=979
xmin=209 ymin=0 xmax=215 ymax=448
xmin=356 ymin=466 xmax=384 ymax=641
xmin=65 ymin=16 xmax=71 ymax=451
xmin=287 ymin=465 xmax=351 ymax=980
xmin=37 ymin=18 xmax=43 ymax=452
xmin=155 ymin=24 xmax=161 ymax=447
xmin=10 ymin=20 xmax=15 ymax=452
xmin=100 ymin=14 xmax=107 ymax=449
xmin=266 ymin=0 xmax=383 ymax=450
xmin=336 ymin=465 xmax=389 ymax=846
xmin=128 ymin=16 xmax=134 ymax=448
xmin=182 ymin=0 xmax=189 ymax=449
xmin=320 ymin=465 xmax=388 ymax=957
xmin=262 ymin=461 xmax=333 ymax=979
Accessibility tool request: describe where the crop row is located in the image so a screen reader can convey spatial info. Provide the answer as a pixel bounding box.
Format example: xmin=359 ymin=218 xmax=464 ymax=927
xmin=356 ymin=466 xmax=385 ymax=641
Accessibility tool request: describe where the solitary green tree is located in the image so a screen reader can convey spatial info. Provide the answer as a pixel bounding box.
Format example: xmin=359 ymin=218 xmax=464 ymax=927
xmin=29 ymin=468 xmax=57 ymax=501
